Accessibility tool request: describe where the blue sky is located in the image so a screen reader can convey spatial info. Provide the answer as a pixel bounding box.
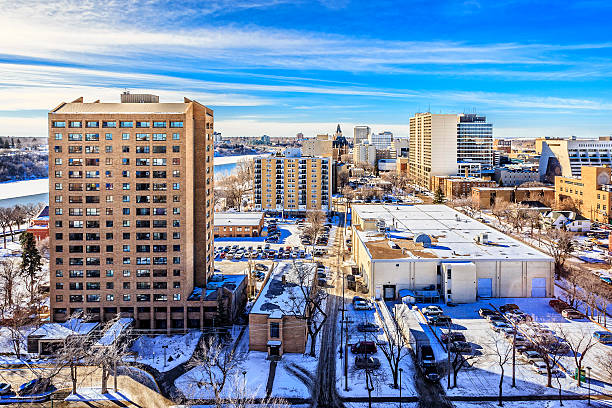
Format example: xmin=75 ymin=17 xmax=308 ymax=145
xmin=1 ymin=0 xmax=612 ymax=138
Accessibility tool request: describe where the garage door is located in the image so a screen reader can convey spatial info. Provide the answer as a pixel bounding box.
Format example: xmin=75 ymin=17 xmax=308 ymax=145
xmin=477 ymin=278 xmax=492 ymax=299
xmin=531 ymin=278 xmax=546 ymax=298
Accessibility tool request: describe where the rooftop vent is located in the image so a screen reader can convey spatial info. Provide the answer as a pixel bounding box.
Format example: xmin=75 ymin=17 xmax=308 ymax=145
xmin=121 ymin=92 xmax=159 ymax=103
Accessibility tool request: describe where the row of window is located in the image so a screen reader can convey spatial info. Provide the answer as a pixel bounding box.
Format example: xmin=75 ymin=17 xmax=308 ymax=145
xmin=55 ymin=229 xmax=181 ymax=241
xmin=56 ymin=145 xmax=180 ymax=153
xmin=55 ymin=207 xmax=181 ymax=216
xmin=55 ymin=195 xmax=179 ymax=204
xmin=54 ymin=132 xmax=181 ymax=141
xmin=56 ymin=268 xmax=181 ymax=278
xmin=56 ymin=293 xmax=181 ymax=302
xmin=55 ymin=256 xmax=181 ymax=265
xmin=55 ymin=182 xmax=181 ymax=191
xmin=52 ymin=121 xmax=184 ymax=129
xmin=55 ymin=244 xmax=179 ymax=253
xmin=56 ymin=157 xmax=180 ymax=166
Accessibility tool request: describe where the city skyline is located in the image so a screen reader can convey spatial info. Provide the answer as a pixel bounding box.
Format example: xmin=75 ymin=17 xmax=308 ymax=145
xmin=2 ymin=0 xmax=612 ymax=138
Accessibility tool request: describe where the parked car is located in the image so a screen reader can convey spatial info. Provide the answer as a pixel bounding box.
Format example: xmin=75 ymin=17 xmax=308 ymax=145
xmin=485 ymin=313 xmax=505 ymax=322
xmin=0 ymin=383 xmax=11 ymax=396
xmin=440 ymin=332 xmax=466 ymax=344
xmin=422 ymin=305 xmax=444 ymax=316
xmin=531 ymin=360 xmax=558 ymax=375
xmin=255 ymin=263 xmax=269 ymax=272
xmin=354 ymin=300 xmax=372 ymax=310
xmin=521 ymin=350 xmax=544 ymax=364
xmin=428 ymin=315 xmax=452 ymax=326
xmin=352 ymin=296 xmax=367 ymax=305
xmin=499 ymin=304 xmax=519 ymax=313
xmin=601 ymin=276 xmax=612 ymax=285
xmin=561 ymin=308 xmax=585 ymax=319
xmin=357 ymin=322 xmax=380 ymax=332
xmin=593 ymin=331 xmax=612 ymax=344
xmin=18 ymin=378 xmax=51 ymax=396
xmin=478 ymin=308 xmax=495 ymax=318
xmin=449 ymin=341 xmax=472 ymax=353
xmin=355 ymin=355 xmax=381 ymax=370
xmin=549 ymin=299 xmax=570 ymax=313
xmin=351 ymin=341 xmax=377 ymax=354
xmin=490 ymin=321 xmax=512 ymax=332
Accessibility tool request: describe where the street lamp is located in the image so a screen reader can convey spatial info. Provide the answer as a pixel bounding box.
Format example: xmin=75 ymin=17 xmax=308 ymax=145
xmin=242 ymin=370 xmax=247 ymax=397
xmin=399 ymin=367 xmax=403 ymax=408
xmin=587 ymin=366 xmax=592 ymax=405
xmin=162 ymin=344 xmax=168 ymax=368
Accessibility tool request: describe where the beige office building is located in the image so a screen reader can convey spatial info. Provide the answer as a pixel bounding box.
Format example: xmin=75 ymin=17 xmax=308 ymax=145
xmin=48 ymin=94 xmax=215 ymax=331
xmin=253 ymin=154 xmax=331 ymax=214
xmin=409 ymin=113 xmax=458 ymax=189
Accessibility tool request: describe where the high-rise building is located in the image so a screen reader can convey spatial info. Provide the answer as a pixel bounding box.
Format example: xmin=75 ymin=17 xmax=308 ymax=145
xmin=368 ymin=131 xmax=393 ymax=150
xmin=48 ymin=95 xmax=215 ymax=331
xmin=409 ymin=113 xmax=458 ymax=188
xmin=539 ymin=136 xmax=612 ymax=183
xmin=253 ymin=154 xmax=331 ymax=214
xmin=353 ymin=126 xmax=371 ymax=145
xmin=457 ymin=114 xmax=493 ymax=168
xmin=353 ymin=142 xmax=377 ymax=167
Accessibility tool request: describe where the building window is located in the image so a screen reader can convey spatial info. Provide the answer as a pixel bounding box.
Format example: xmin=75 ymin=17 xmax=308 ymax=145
xmin=270 ymin=322 xmax=280 ymax=338
xmin=170 ymin=121 xmax=183 ymax=128
xmin=53 ymin=121 xmax=66 ymax=128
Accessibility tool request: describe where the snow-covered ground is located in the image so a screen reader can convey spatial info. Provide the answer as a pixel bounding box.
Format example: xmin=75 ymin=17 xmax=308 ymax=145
xmin=175 ymin=326 xmax=317 ymax=400
xmin=126 ymin=331 xmax=202 ymax=373
xmin=413 ymin=297 xmax=611 ymax=399
xmin=65 ymin=388 xmax=131 ymax=402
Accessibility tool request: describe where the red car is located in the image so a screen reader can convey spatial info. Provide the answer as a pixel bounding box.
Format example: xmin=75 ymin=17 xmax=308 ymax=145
xmin=351 ymin=341 xmax=377 ymax=354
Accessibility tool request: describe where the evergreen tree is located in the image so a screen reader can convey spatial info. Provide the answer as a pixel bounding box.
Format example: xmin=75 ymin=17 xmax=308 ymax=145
xmin=10 ymin=138 xmax=15 ymax=148
xmin=433 ymin=186 xmax=445 ymax=204
xmin=19 ymin=232 xmax=42 ymax=308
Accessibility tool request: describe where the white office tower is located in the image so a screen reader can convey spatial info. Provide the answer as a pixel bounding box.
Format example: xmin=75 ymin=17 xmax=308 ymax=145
xmin=368 ymin=131 xmax=393 ymax=150
xmin=457 ymin=114 xmax=493 ymax=168
xmin=409 ymin=113 xmax=458 ymax=189
xmin=354 ymin=126 xmax=371 ymax=145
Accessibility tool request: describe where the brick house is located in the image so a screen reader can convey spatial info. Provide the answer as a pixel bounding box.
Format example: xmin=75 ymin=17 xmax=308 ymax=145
xmin=214 ymin=212 xmax=264 ymax=238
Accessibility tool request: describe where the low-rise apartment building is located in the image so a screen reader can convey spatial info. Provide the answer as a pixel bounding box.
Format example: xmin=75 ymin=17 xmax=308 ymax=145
xmin=214 ymin=212 xmax=264 ymax=237
xmin=430 ymin=176 xmax=497 ymax=199
xmin=471 ymin=186 xmax=555 ymax=209
xmin=253 ymin=153 xmax=331 ymax=215
xmin=249 ymin=262 xmax=313 ymax=357
xmin=555 ymin=166 xmax=612 ymax=224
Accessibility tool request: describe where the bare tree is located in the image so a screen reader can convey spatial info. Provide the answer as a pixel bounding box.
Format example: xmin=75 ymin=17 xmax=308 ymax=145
xmin=524 ymin=210 xmax=542 ymax=238
xmin=305 ymin=210 xmax=325 ymax=259
xmin=0 ymin=259 xmax=19 ymax=309
xmin=285 ymin=262 xmax=328 ymax=357
xmin=557 ymin=325 xmax=598 ymax=387
xmin=377 ymin=307 xmax=410 ymax=388
xmin=486 ymin=332 xmax=513 ymax=406
xmin=530 ymin=333 xmax=566 ymax=388
xmin=338 ymin=168 xmax=350 ymax=190
xmin=491 ymin=198 xmax=510 ymax=227
xmin=225 ymin=373 xmax=289 ymax=408
xmin=559 ymin=267 xmax=582 ymax=308
xmin=602 ymin=351 xmax=612 ymax=383
xmin=182 ymin=336 xmax=240 ymax=405
xmin=449 ymin=346 xmax=479 ymax=389
xmin=55 ymin=321 xmax=97 ymax=394
xmin=0 ymin=208 xmax=12 ymax=248
xmin=540 ymin=229 xmax=575 ymax=278
xmin=90 ymin=316 xmax=133 ymax=393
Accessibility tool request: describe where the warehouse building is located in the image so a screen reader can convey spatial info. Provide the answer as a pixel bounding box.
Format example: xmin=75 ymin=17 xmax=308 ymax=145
xmin=351 ymin=205 xmax=553 ymax=304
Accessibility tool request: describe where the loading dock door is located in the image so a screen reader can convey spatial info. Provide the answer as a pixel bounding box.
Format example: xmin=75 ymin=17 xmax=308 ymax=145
xmin=531 ymin=278 xmax=546 ymax=297
xmin=477 ymin=278 xmax=492 ymax=298
xmin=383 ymin=285 xmax=396 ymax=300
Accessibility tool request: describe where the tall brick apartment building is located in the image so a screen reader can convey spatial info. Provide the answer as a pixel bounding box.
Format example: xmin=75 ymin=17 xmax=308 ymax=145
xmin=48 ymin=94 xmax=214 ymax=331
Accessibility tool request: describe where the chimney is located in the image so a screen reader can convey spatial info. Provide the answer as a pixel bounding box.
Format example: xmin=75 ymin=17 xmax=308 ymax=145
xmin=121 ymin=92 xmax=159 ymax=103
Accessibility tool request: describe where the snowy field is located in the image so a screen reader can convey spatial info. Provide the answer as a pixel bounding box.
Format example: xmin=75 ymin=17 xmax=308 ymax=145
xmin=175 ymin=326 xmax=317 ymax=400
xmin=412 ymin=297 xmax=612 ymax=399
xmin=126 ymin=331 xmax=202 ymax=373
xmin=336 ymin=300 xmax=417 ymax=398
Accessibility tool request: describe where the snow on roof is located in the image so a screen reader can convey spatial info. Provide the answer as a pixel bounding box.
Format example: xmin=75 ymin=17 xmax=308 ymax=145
xmin=0 ymin=179 xmax=48 ymax=200
xmin=188 ymin=274 xmax=246 ymax=301
xmin=250 ymin=262 xmax=315 ymax=316
xmin=214 ymin=212 xmax=264 ymax=227
xmin=52 ymin=102 xmax=190 ymax=114
xmin=30 ymin=318 xmax=98 ymax=340
xmin=352 ymin=204 xmax=552 ymax=262
xmin=94 ymin=318 xmax=134 ymax=347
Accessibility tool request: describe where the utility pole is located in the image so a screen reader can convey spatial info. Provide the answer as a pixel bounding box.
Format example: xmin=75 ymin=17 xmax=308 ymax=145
xmin=512 ymin=329 xmax=516 ymax=387
xmin=344 ymin=321 xmax=349 ymax=391
xmin=447 ymin=325 xmax=451 ymax=389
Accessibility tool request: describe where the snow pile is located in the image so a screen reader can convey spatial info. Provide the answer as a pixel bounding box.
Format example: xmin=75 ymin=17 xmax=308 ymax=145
xmin=127 ymin=331 xmax=201 ymax=373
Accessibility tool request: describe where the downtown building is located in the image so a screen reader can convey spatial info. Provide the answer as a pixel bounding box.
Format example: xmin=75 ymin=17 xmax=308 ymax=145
xmin=48 ymin=94 xmax=215 ymax=331
xmin=253 ymin=151 xmax=331 ymax=215
xmin=408 ymin=112 xmax=493 ymax=189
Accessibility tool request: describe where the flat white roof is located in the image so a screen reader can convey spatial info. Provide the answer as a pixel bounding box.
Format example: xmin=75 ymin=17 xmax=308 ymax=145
xmin=52 ymin=102 xmax=189 ymax=114
xmin=352 ymin=204 xmax=553 ymax=262
xmin=214 ymin=212 xmax=264 ymax=227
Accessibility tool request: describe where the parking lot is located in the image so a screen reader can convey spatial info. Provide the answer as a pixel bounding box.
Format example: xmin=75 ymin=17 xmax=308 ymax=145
xmin=408 ymin=297 xmax=611 ymax=398
xmin=214 ymin=217 xmax=337 ymax=262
